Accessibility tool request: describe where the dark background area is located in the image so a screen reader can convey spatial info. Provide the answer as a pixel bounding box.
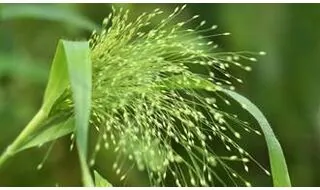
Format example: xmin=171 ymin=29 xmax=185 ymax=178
xmin=0 ymin=3 xmax=320 ymax=187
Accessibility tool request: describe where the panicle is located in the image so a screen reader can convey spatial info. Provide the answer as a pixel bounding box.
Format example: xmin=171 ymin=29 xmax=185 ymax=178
xmin=54 ymin=5 xmax=268 ymax=187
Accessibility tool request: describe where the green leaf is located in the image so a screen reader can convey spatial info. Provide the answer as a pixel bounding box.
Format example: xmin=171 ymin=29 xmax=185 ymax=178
xmin=62 ymin=41 xmax=91 ymax=157
xmin=0 ymin=53 xmax=48 ymax=84
xmin=94 ymin=170 xmax=113 ymax=187
xmin=28 ymin=40 xmax=94 ymax=186
xmin=41 ymin=41 xmax=70 ymax=114
xmin=62 ymin=40 xmax=93 ymax=186
xmin=20 ymin=117 xmax=75 ymax=151
xmin=0 ymin=40 xmax=94 ymax=186
xmin=16 ymin=40 xmax=90 ymax=150
xmin=222 ymin=89 xmax=291 ymax=187
xmin=0 ymin=4 xmax=98 ymax=31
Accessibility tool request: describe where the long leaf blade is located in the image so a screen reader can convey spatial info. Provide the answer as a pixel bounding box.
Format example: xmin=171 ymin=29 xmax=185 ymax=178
xmin=0 ymin=40 xmax=94 ymax=187
xmin=0 ymin=4 xmax=97 ymax=31
xmin=20 ymin=117 xmax=75 ymax=151
xmin=61 ymin=40 xmax=93 ymax=186
xmin=222 ymin=89 xmax=291 ymax=187
xmin=37 ymin=40 xmax=93 ymax=186
xmin=41 ymin=41 xmax=70 ymax=114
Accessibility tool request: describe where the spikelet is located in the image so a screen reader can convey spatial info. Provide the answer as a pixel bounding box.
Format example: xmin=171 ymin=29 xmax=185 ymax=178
xmin=51 ymin=5 xmax=268 ymax=186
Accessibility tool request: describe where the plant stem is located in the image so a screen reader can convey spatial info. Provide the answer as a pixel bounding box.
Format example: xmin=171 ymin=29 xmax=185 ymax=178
xmin=0 ymin=109 xmax=46 ymax=169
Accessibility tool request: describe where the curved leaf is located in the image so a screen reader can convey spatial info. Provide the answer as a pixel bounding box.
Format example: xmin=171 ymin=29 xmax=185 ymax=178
xmin=222 ymin=89 xmax=291 ymax=187
xmin=0 ymin=40 xmax=93 ymax=186
xmin=41 ymin=41 xmax=70 ymax=114
xmin=0 ymin=4 xmax=98 ymax=31
xmin=60 ymin=40 xmax=93 ymax=186
xmin=20 ymin=117 xmax=75 ymax=151
xmin=94 ymin=170 xmax=113 ymax=187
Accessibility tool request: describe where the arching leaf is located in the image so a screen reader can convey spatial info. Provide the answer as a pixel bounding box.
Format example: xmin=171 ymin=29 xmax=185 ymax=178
xmin=222 ymin=89 xmax=291 ymax=187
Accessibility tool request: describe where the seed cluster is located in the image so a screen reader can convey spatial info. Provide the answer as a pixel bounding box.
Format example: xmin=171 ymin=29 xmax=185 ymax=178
xmin=54 ymin=5 xmax=268 ymax=187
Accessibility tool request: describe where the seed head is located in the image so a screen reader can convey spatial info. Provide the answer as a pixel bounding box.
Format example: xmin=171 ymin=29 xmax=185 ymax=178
xmin=51 ymin=5 xmax=268 ymax=186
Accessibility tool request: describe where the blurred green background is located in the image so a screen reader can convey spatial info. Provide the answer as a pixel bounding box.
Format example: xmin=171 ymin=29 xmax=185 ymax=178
xmin=0 ymin=3 xmax=320 ymax=187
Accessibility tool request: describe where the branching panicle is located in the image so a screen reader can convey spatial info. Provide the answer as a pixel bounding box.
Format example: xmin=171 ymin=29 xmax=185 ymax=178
xmin=54 ymin=5 xmax=268 ymax=187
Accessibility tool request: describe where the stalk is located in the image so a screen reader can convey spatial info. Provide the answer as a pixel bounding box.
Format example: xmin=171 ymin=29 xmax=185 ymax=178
xmin=0 ymin=109 xmax=46 ymax=169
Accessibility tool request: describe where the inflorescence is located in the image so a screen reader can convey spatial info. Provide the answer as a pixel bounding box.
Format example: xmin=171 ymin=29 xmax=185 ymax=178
xmin=50 ymin=5 xmax=269 ymax=187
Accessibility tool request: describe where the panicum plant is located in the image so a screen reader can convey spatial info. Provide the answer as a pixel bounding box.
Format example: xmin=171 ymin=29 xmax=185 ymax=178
xmin=0 ymin=5 xmax=290 ymax=187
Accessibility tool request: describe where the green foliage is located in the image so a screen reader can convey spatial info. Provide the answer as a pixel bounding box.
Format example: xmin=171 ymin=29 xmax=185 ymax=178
xmin=50 ymin=41 xmax=93 ymax=186
xmin=0 ymin=40 xmax=94 ymax=186
xmin=41 ymin=40 xmax=94 ymax=186
xmin=21 ymin=117 xmax=74 ymax=151
xmin=223 ymin=89 xmax=291 ymax=187
xmin=0 ymin=4 xmax=98 ymax=31
xmin=94 ymin=170 xmax=113 ymax=187
xmin=0 ymin=53 xmax=48 ymax=84
xmin=0 ymin=5 xmax=292 ymax=187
